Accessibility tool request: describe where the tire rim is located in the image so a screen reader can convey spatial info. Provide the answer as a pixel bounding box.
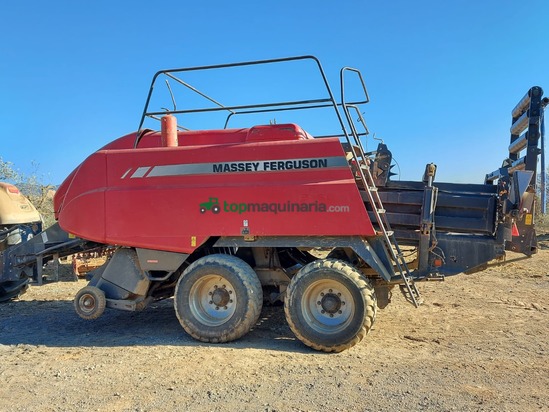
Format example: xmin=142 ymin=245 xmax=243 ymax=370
xmin=301 ymin=279 xmax=354 ymax=334
xmin=189 ymin=275 xmax=237 ymax=327
xmin=79 ymin=293 xmax=97 ymax=314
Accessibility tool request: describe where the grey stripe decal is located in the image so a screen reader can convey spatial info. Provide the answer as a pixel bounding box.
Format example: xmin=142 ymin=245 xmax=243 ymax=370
xmin=131 ymin=167 xmax=152 ymax=178
xmin=144 ymin=156 xmax=348 ymax=178
xmin=148 ymin=163 xmax=213 ymax=177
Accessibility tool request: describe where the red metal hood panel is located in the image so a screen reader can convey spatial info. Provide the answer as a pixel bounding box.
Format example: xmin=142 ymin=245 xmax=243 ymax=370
xmin=56 ymin=136 xmax=375 ymax=253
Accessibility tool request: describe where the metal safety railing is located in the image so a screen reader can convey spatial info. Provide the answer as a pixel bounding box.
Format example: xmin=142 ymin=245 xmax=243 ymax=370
xmin=134 ymin=55 xmax=369 ymax=148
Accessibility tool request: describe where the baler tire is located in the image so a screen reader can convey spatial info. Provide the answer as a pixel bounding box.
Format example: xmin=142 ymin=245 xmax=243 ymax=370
xmin=284 ymin=259 xmax=377 ymax=353
xmin=0 ymin=279 xmax=29 ymax=303
xmin=74 ymin=286 xmax=106 ymax=320
xmin=174 ymin=254 xmax=262 ymax=343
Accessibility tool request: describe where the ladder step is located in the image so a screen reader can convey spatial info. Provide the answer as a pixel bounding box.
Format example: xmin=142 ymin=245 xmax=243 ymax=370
xmin=368 ymin=186 xmax=378 ymax=192
xmin=399 ymin=279 xmax=422 ymax=307
xmin=377 ymin=208 xmax=386 ymax=214
xmin=375 ymin=230 xmax=394 ymax=237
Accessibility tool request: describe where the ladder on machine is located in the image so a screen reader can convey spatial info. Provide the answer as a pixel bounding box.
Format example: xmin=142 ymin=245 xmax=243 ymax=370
xmin=351 ymin=139 xmax=422 ymax=307
xmin=338 ymin=70 xmax=421 ymax=307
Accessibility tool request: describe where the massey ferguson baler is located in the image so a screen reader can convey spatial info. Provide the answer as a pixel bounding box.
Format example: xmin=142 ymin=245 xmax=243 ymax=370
xmin=0 ymin=56 xmax=544 ymax=352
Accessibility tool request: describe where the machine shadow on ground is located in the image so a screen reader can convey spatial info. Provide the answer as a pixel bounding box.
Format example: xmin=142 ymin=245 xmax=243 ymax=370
xmin=0 ymin=301 xmax=310 ymax=353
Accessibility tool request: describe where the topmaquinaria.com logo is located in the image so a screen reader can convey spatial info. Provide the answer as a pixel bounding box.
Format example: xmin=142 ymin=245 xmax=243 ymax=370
xmin=199 ymin=197 xmax=350 ymax=214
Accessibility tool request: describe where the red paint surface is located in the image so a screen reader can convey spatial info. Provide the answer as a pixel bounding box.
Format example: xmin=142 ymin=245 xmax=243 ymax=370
xmin=54 ymin=124 xmax=374 ymax=253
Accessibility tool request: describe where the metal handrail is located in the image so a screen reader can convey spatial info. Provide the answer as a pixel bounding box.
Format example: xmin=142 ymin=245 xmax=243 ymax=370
xmin=134 ymin=55 xmax=368 ymax=147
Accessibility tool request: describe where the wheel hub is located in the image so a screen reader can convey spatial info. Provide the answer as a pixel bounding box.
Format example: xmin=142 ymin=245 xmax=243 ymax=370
xmin=314 ymin=288 xmax=346 ymax=319
xmin=321 ymin=293 xmax=341 ymax=314
xmin=211 ymin=287 xmax=230 ymax=307
xmin=82 ymin=295 xmax=96 ymax=310
xmin=204 ymin=283 xmax=235 ymax=312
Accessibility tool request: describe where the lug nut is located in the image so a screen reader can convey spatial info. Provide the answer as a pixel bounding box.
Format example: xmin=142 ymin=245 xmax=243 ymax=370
xmin=215 ymin=306 xmax=219 ymax=310
xmin=321 ymin=310 xmax=325 ymax=314
xmin=209 ymin=301 xmax=213 ymax=304
xmin=317 ymin=301 xmax=321 ymax=305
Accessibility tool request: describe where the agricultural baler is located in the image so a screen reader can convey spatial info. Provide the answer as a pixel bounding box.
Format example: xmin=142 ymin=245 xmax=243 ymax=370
xmin=0 ymin=56 xmax=545 ymax=352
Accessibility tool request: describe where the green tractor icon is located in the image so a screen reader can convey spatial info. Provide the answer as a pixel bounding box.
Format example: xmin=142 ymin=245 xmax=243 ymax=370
xmin=200 ymin=197 xmax=221 ymax=214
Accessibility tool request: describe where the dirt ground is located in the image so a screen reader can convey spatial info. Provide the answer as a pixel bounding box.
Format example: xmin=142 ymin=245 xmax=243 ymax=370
xmin=1 ymin=238 xmax=548 ymax=412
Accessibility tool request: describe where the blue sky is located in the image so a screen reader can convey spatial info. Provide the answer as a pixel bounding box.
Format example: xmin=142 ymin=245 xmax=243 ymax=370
xmin=1 ymin=0 xmax=547 ymax=185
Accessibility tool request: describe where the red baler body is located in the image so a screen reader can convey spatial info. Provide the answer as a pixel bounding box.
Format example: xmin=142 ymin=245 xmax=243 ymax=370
xmin=54 ymin=124 xmax=375 ymax=253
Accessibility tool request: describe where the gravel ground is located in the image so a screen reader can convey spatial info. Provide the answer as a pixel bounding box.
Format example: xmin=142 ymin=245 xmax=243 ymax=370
xmin=1 ymin=243 xmax=548 ymax=412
